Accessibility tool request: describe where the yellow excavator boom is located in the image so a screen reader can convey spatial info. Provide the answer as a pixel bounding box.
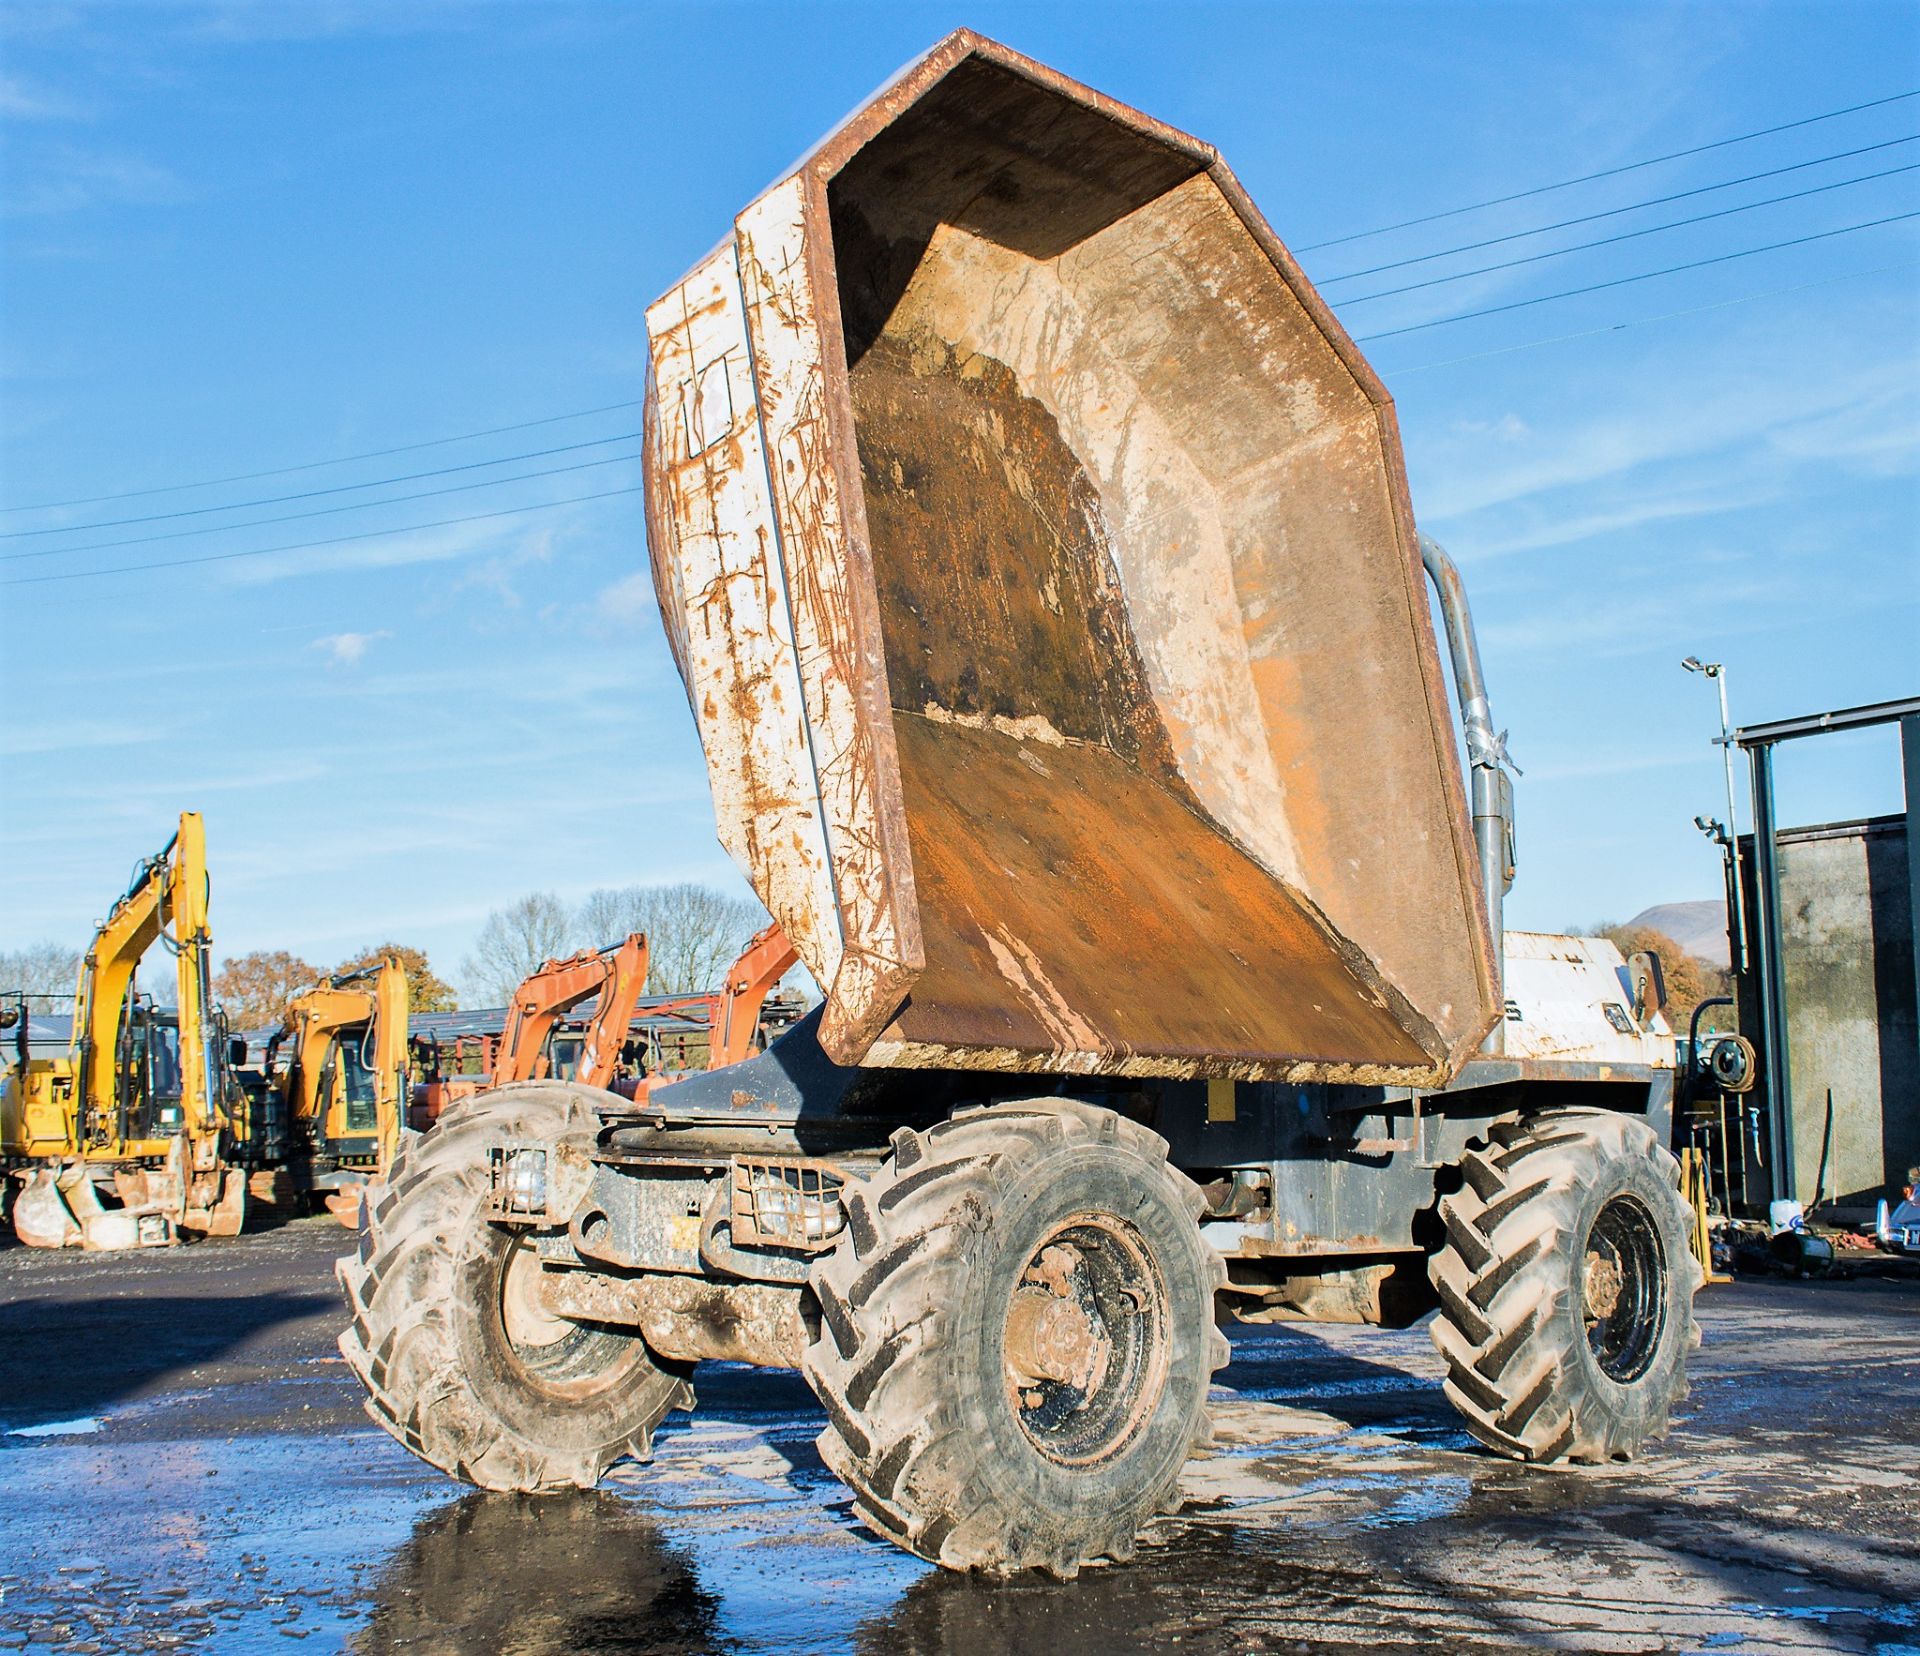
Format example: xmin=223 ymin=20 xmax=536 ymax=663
xmin=4 ymin=811 xmax=245 ymax=1247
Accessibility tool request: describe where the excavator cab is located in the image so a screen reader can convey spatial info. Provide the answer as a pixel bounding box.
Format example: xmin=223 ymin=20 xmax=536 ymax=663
xmin=113 ymin=999 xmax=185 ymax=1145
xmin=315 ymin=1023 xmax=382 ymax=1146
xmin=268 ymin=954 xmax=409 ymax=1224
xmin=543 ymin=1031 xmax=589 ymax=1083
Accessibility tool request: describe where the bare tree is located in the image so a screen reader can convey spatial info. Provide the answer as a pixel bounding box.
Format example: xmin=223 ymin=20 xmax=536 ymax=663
xmin=461 ymin=893 xmax=578 ymax=1006
xmin=576 ymin=883 xmax=766 ymax=995
xmin=0 ymin=941 xmax=83 ymax=1013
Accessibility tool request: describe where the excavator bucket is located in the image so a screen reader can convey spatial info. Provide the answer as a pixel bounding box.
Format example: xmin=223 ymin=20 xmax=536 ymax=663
xmin=11 ymin=1163 xmax=174 ymax=1250
xmin=643 ymin=30 xmax=1500 ymax=1083
xmin=11 ymin=1167 xmax=83 ymax=1249
xmin=194 ymin=1166 xmax=248 ymax=1238
xmin=324 ymin=1185 xmax=368 ymax=1229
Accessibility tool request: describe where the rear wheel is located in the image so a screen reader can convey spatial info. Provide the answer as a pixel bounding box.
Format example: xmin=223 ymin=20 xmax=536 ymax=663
xmin=337 ymin=1082 xmax=692 ymax=1491
xmin=803 ymin=1099 xmax=1227 ymax=1577
xmin=1430 ymin=1107 xmax=1701 ymax=1463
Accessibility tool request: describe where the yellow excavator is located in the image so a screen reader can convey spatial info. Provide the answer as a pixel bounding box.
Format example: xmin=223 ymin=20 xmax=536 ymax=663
xmin=265 ymin=954 xmax=408 ymax=1225
xmin=1 ymin=812 xmax=248 ymax=1249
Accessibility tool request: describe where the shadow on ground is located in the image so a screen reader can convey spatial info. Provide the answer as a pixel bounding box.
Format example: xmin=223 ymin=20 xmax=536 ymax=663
xmin=0 ymin=1289 xmax=335 ymax=1429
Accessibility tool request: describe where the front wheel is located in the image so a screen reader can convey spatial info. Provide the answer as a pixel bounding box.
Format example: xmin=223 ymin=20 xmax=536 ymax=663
xmin=803 ymin=1100 xmax=1228 ymax=1577
xmin=1430 ymin=1107 xmax=1702 ymax=1464
xmin=336 ymin=1082 xmax=692 ymax=1491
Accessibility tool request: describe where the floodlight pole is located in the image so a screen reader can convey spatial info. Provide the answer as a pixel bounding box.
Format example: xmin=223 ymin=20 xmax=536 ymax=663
xmin=1684 ymin=658 xmax=1748 ymax=973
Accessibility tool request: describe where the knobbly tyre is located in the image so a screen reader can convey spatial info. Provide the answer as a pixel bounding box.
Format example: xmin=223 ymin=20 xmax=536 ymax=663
xmin=338 ymin=31 xmax=1700 ymax=1577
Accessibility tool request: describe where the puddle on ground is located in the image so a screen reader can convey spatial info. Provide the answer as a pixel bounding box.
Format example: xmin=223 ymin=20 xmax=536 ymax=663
xmin=0 ymin=1318 xmax=1914 ymax=1654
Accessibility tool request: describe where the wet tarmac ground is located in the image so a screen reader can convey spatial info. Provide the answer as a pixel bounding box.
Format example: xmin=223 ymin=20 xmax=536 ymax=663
xmin=0 ymin=1219 xmax=1914 ymax=1654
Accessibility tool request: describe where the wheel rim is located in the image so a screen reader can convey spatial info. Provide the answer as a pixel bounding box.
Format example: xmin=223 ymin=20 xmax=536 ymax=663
xmin=496 ymin=1231 xmax=616 ymax=1385
xmin=1000 ymin=1214 xmax=1169 ymax=1467
xmin=1582 ymin=1193 xmax=1667 ymax=1382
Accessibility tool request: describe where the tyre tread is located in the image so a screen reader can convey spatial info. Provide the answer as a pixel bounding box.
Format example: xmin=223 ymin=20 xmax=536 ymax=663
xmin=1427 ymin=1107 xmax=1702 ymax=1464
xmin=803 ymin=1099 xmax=1225 ymax=1576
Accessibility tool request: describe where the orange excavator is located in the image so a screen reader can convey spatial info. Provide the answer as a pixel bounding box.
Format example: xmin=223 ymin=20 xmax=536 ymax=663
xmin=412 ymin=924 xmax=800 ymax=1123
xmin=630 ymin=921 xmax=800 ymax=1101
xmin=500 ymin=933 xmax=650 ymax=1089
xmin=410 ymin=934 xmax=649 ymax=1124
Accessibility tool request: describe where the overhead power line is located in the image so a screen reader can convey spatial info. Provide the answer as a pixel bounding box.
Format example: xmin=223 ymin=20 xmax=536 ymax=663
xmin=0 ymin=430 xmax=643 ymax=539
xmin=1318 ymin=133 xmax=1919 ymax=284
xmin=1386 ymin=260 xmax=1917 ymax=375
xmin=1355 ymin=207 xmax=1920 ymax=342
xmin=1 ymin=486 xmax=645 ymax=587
xmin=1342 ymin=160 xmax=1920 ymax=305
xmin=0 ymin=397 xmax=649 ymax=516
xmin=1297 ymin=87 xmax=1920 ymax=253
xmin=0 ymin=452 xmax=642 ymax=563
xmin=8 ymin=98 xmax=1912 ymax=525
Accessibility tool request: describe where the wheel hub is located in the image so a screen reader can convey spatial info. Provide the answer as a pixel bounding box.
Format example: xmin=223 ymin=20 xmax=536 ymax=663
xmin=1000 ymin=1218 xmax=1169 ymax=1467
xmin=1581 ymin=1193 xmax=1668 ymax=1383
xmin=499 ymin=1233 xmax=572 ymax=1353
xmin=1583 ymin=1250 xmax=1625 ymax=1319
xmin=1005 ymin=1244 xmax=1112 ymax=1393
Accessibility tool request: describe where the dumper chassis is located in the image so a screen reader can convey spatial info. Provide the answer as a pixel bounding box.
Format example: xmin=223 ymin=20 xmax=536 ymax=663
xmin=342 ymin=1012 xmax=1696 ymax=1575
xmin=340 ymin=29 xmax=1702 ymax=1576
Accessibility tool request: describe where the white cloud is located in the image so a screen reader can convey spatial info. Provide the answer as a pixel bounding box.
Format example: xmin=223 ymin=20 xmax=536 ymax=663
xmin=0 ymin=73 xmax=90 ymax=122
xmin=594 ymin=570 xmax=656 ymax=627
xmin=456 ymin=526 xmax=557 ymax=607
xmin=312 ymin=630 xmax=389 ymax=669
xmin=225 ymin=517 xmax=507 ymax=586
xmin=184 ymin=2 xmax=481 ymax=44
xmin=1406 ymin=333 xmax=1920 ymax=604
xmin=0 ymin=714 xmax=185 ymax=757
xmin=1453 ymin=483 xmax=1767 ymax=562
xmin=4 ymin=144 xmax=187 ymax=216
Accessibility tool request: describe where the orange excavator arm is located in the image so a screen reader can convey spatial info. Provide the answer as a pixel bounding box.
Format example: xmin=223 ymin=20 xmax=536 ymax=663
xmin=496 ymin=934 xmax=649 ymax=1091
xmin=614 ymin=922 xmax=800 ymax=1106
xmin=710 ymin=922 xmax=799 ymax=1070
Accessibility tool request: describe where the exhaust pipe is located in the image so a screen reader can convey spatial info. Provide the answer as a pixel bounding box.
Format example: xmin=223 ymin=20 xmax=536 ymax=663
xmin=1419 ymin=535 xmax=1516 ymax=1050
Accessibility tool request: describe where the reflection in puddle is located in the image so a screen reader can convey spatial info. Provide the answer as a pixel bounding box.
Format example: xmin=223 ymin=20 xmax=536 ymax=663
xmin=7 ymin=1416 xmax=105 ymax=1439
xmin=353 ymin=1490 xmax=726 ymax=1656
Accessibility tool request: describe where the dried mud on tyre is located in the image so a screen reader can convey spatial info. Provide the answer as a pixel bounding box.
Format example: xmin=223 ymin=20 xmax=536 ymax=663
xmin=336 ymin=1083 xmax=693 ymax=1492
xmin=1430 ymin=1107 xmax=1703 ymax=1464
xmin=804 ymin=1100 xmax=1230 ymax=1578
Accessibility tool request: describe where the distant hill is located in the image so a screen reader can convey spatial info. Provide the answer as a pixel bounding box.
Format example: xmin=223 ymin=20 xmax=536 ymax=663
xmin=1626 ymin=901 xmax=1729 ymax=968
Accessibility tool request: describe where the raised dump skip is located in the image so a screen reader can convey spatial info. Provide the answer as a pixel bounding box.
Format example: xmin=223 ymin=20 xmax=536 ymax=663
xmin=643 ymin=30 xmax=1499 ymax=1082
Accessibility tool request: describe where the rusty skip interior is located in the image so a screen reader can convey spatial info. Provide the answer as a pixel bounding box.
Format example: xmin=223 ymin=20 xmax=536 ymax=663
xmin=825 ymin=56 xmax=1477 ymax=1077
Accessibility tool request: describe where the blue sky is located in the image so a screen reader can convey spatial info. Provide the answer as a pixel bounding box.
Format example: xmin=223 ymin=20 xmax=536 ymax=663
xmin=2 ymin=0 xmax=1916 ymax=995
